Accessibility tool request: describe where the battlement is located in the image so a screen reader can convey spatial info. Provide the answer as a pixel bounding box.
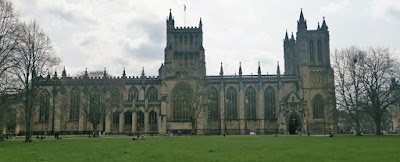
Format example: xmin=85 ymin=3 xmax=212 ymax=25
xmin=174 ymin=26 xmax=202 ymax=31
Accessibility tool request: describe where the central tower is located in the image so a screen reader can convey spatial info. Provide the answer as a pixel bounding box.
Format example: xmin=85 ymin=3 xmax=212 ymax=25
xmin=162 ymin=9 xmax=205 ymax=79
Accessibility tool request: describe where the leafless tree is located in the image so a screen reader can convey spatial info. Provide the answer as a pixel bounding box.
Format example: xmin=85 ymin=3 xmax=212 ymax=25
xmin=80 ymin=79 xmax=112 ymax=137
xmin=11 ymin=21 xmax=60 ymax=142
xmin=0 ymin=0 xmax=20 ymax=84
xmin=358 ymin=47 xmax=399 ymax=135
xmin=333 ymin=46 xmax=366 ymax=136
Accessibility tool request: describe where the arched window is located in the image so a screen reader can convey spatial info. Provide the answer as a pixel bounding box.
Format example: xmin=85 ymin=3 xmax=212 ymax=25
xmin=265 ymin=87 xmax=276 ymax=120
xmin=70 ymin=88 xmax=80 ymax=120
xmin=128 ymin=86 xmax=139 ymax=102
xmin=149 ymin=111 xmax=157 ymax=125
xmin=317 ymin=40 xmax=323 ymax=62
xmin=137 ymin=111 xmax=144 ymax=130
xmin=208 ymin=87 xmax=219 ymax=120
xmin=111 ymin=88 xmax=120 ymax=106
xmin=313 ymin=95 xmax=324 ymax=119
xmin=39 ymin=91 xmax=50 ymax=121
xmin=146 ymin=86 xmax=158 ymax=102
xmin=245 ymin=86 xmax=256 ymax=120
xmin=226 ymin=87 xmax=237 ymax=119
xmin=309 ymin=40 xmax=315 ymax=63
xmin=89 ymin=86 xmax=102 ymax=114
xmin=173 ymin=82 xmax=192 ymax=120
xmin=124 ymin=111 xmax=132 ymax=125
xmin=112 ymin=111 xmax=119 ymax=125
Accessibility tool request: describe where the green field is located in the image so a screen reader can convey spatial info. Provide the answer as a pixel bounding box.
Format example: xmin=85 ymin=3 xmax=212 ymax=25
xmin=1 ymin=135 xmax=399 ymax=161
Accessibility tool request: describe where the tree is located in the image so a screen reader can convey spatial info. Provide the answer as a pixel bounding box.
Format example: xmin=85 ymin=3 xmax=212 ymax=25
xmin=333 ymin=46 xmax=366 ymax=136
xmin=0 ymin=0 xmax=19 ymax=82
xmin=176 ymin=78 xmax=206 ymax=134
xmin=11 ymin=21 xmax=59 ymax=142
xmin=358 ymin=47 xmax=399 ymax=135
xmin=80 ymin=77 xmax=113 ymax=137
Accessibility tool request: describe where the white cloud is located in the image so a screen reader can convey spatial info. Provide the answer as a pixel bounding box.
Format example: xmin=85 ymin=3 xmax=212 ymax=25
xmin=371 ymin=0 xmax=400 ymax=22
xmin=320 ymin=0 xmax=351 ymax=14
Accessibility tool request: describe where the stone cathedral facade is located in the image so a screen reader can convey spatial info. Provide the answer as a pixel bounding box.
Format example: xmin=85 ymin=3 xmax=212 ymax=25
xmin=13 ymin=10 xmax=337 ymax=135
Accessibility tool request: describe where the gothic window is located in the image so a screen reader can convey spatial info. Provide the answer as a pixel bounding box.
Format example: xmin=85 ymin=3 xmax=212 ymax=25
xmin=309 ymin=40 xmax=315 ymax=63
xmin=207 ymin=87 xmax=219 ymax=120
xmin=146 ymin=86 xmax=158 ymax=102
xmin=137 ymin=111 xmax=144 ymax=129
xmin=179 ymin=34 xmax=183 ymax=43
xmin=128 ymin=86 xmax=139 ymax=102
xmin=111 ymin=88 xmax=120 ymax=106
xmin=226 ymin=86 xmax=237 ymax=120
xmin=189 ymin=34 xmax=193 ymax=45
xmin=313 ymin=95 xmax=324 ymax=119
xmin=317 ymin=40 xmax=323 ymax=62
xmin=245 ymin=86 xmax=256 ymax=120
xmin=70 ymin=88 xmax=80 ymax=120
xmin=265 ymin=87 xmax=276 ymax=120
xmin=112 ymin=111 xmax=119 ymax=125
xmin=124 ymin=111 xmax=132 ymax=125
xmin=89 ymin=87 xmax=102 ymax=114
xmin=173 ymin=82 xmax=192 ymax=120
xmin=149 ymin=111 xmax=157 ymax=125
xmin=39 ymin=91 xmax=50 ymax=121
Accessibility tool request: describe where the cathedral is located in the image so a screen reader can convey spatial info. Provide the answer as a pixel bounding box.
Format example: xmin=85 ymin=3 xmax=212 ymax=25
xmin=12 ymin=10 xmax=337 ymax=135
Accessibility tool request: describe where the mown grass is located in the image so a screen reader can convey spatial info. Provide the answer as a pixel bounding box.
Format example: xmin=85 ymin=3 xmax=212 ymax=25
xmin=0 ymin=135 xmax=399 ymax=161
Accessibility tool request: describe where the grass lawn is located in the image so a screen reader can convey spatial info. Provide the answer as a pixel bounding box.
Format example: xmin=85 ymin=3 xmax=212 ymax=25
xmin=0 ymin=135 xmax=399 ymax=161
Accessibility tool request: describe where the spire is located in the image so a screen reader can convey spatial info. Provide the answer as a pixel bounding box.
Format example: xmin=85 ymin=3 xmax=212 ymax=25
xmin=122 ymin=67 xmax=126 ymax=78
xmin=141 ymin=67 xmax=145 ymax=77
xmin=199 ymin=17 xmax=202 ymax=28
xmin=258 ymin=62 xmax=261 ymax=76
xmin=219 ymin=62 xmax=224 ymax=76
xmin=167 ymin=9 xmax=174 ymax=26
xmin=321 ymin=16 xmax=328 ymax=31
xmin=317 ymin=22 xmax=320 ymax=30
xmin=47 ymin=72 xmax=51 ymax=79
xmin=62 ymin=66 xmax=66 ymax=78
xmin=277 ymin=61 xmax=281 ymax=76
xmin=53 ymin=70 xmax=58 ymax=79
xmin=84 ymin=67 xmax=88 ymax=78
xmin=297 ymin=8 xmax=307 ymax=31
xmin=290 ymin=32 xmax=295 ymax=43
xmin=168 ymin=8 xmax=173 ymax=21
xmin=103 ymin=67 xmax=107 ymax=77
xmin=239 ymin=62 xmax=242 ymax=76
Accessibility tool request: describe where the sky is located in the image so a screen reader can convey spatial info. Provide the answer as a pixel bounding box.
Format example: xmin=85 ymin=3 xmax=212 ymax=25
xmin=12 ymin=0 xmax=400 ymax=77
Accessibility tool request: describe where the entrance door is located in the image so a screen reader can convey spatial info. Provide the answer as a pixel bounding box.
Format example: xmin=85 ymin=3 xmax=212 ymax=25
xmin=288 ymin=115 xmax=300 ymax=134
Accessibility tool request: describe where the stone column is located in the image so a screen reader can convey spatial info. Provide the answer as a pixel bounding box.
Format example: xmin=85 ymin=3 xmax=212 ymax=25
xmin=105 ymin=111 xmax=111 ymax=133
xmin=258 ymin=88 xmax=265 ymax=135
xmin=132 ymin=111 xmax=137 ymax=134
xmin=219 ymin=84 xmax=225 ymax=134
xmin=239 ymin=87 xmax=245 ymax=135
xmin=119 ymin=112 xmax=124 ymax=133
xmin=144 ymin=110 xmax=149 ymax=134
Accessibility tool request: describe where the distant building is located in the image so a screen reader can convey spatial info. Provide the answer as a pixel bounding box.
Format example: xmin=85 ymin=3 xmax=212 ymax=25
xmin=11 ymin=9 xmax=337 ymax=135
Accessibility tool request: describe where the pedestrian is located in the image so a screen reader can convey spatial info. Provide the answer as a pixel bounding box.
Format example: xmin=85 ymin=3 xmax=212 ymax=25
xmin=191 ymin=130 xmax=194 ymax=135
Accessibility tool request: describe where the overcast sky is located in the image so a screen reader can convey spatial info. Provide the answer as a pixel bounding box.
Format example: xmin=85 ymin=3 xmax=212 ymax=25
xmin=13 ymin=0 xmax=400 ymax=77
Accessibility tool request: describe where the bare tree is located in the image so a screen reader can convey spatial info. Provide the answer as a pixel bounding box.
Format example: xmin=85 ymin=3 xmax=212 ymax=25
xmin=11 ymin=21 xmax=59 ymax=142
xmin=0 ymin=0 xmax=19 ymax=82
xmin=80 ymin=79 xmax=112 ymax=137
xmin=333 ymin=46 xmax=366 ymax=136
xmin=176 ymin=78 xmax=206 ymax=134
xmin=358 ymin=47 xmax=399 ymax=135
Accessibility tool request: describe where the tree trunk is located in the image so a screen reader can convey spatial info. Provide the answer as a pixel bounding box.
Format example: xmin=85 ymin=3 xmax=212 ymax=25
xmin=375 ymin=117 xmax=383 ymax=135
xmin=92 ymin=123 xmax=98 ymax=137
xmin=25 ymin=95 xmax=32 ymax=142
xmin=355 ymin=121 xmax=362 ymax=136
xmin=191 ymin=120 xmax=197 ymax=135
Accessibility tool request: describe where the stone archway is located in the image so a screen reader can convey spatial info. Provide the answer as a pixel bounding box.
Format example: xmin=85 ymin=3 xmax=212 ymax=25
xmin=288 ymin=114 xmax=301 ymax=134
